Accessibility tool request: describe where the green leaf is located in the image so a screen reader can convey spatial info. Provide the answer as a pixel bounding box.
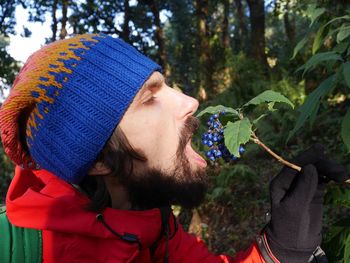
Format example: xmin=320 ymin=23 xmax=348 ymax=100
xmin=337 ymin=25 xmax=350 ymax=43
xmin=243 ymin=90 xmax=294 ymax=109
xmin=343 ymin=62 xmax=350 ymax=89
xmin=345 ymin=235 xmax=350 ymax=263
xmin=325 ymin=185 xmax=350 ymax=208
xmin=297 ymin=51 xmax=342 ymax=77
xmin=323 ymin=218 xmax=350 ymax=261
xmin=224 ymin=119 xmax=252 ymax=157
xmin=267 ymin=102 xmax=276 ymax=111
xmin=291 ymin=37 xmax=308 ymax=59
xmin=196 ymin=105 xmax=239 ymax=118
xmin=308 ymin=5 xmax=326 ymax=27
xmin=288 ymin=74 xmax=336 ymax=141
xmin=333 ymin=42 xmax=349 ymax=54
xmin=324 ymin=15 xmax=350 ymax=28
xmin=312 ymin=25 xmax=326 ymax=54
xmin=341 ymin=108 xmax=350 ymax=152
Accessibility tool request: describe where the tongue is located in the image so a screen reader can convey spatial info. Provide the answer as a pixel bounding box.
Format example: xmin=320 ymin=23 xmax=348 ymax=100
xmin=186 ymin=143 xmax=207 ymax=168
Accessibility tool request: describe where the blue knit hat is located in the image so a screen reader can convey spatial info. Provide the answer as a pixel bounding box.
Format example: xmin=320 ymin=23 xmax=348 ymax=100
xmin=0 ymin=34 xmax=161 ymax=183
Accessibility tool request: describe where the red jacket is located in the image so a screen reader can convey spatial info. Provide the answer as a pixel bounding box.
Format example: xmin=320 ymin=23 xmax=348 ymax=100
xmin=6 ymin=166 xmax=266 ymax=263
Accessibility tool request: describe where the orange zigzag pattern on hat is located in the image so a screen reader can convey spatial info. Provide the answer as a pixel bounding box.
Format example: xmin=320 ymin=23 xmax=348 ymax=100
xmin=0 ymin=34 xmax=100 ymax=168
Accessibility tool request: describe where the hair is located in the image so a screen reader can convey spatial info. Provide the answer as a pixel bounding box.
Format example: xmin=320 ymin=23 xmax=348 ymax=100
xmin=79 ymin=126 xmax=147 ymax=212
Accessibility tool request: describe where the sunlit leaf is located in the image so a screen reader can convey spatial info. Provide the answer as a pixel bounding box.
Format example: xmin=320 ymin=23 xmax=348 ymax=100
xmin=312 ymin=25 xmax=326 ymax=54
xmin=308 ymin=5 xmax=326 ymax=27
xmin=224 ymin=119 xmax=252 ymax=157
xmin=243 ymin=90 xmax=294 ymax=109
xmin=292 ymin=37 xmax=307 ymax=59
xmin=196 ymin=105 xmax=239 ymax=118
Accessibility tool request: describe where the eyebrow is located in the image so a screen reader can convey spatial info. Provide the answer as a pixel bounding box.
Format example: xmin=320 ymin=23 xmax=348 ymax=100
xmin=136 ymin=73 xmax=164 ymax=100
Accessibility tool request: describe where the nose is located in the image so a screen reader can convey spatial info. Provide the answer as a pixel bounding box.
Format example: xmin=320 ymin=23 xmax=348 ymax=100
xmin=172 ymin=89 xmax=199 ymax=120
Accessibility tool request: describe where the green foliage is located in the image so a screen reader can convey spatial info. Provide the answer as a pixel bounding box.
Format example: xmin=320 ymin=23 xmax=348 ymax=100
xmin=343 ymin=62 xmax=350 ymax=88
xmin=341 ymin=109 xmax=350 ymax=153
xmin=0 ymin=142 xmax=13 ymax=204
xmin=291 ymin=5 xmax=350 ymax=152
xmin=224 ymin=119 xmax=252 ymax=157
xmin=323 ymin=185 xmax=350 ymax=263
xmin=196 ymin=105 xmax=239 ymax=118
xmin=198 ymin=89 xmax=293 ymax=159
xmin=243 ymin=90 xmax=294 ymax=109
xmin=297 ymin=51 xmax=343 ymax=77
xmin=288 ymin=74 xmax=337 ymax=141
xmin=290 ymin=3 xmax=350 ymax=261
xmin=325 ymin=185 xmax=350 ymax=208
xmin=209 ymin=164 xmax=258 ymax=202
xmin=292 ymin=37 xmax=308 ymax=59
xmin=322 ymin=219 xmax=350 ymax=263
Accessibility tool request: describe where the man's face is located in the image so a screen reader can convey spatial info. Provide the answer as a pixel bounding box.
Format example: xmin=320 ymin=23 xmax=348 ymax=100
xmin=118 ymin=72 xmax=208 ymax=209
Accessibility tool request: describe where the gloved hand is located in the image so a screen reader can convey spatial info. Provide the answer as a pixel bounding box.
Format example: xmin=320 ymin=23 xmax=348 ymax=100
xmin=261 ymin=144 xmax=349 ymax=263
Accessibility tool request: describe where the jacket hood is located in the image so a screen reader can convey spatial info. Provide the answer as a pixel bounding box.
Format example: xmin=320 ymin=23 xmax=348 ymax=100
xmin=6 ymin=166 xmax=163 ymax=248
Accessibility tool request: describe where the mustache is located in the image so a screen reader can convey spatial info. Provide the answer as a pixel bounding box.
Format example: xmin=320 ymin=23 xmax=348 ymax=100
xmin=177 ymin=116 xmax=200 ymax=155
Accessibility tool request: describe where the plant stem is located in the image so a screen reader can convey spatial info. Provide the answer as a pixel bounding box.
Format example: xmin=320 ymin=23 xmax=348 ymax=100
xmin=250 ymin=132 xmax=301 ymax=172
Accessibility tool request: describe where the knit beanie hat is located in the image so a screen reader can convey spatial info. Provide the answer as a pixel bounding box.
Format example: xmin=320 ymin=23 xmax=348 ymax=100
xmin=0 ymin=33 xmax=161 ymax=183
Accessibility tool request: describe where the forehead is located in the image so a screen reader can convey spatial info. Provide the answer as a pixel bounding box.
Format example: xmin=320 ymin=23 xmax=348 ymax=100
xmin=143 ymin=71 xmax=164 ymax=89
xmin=133 ymin=71 xmax=164 ymax=100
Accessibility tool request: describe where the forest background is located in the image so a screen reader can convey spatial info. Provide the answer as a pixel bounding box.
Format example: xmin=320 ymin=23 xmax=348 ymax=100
xmin=0 ymin=0 xmax=350 ymax=262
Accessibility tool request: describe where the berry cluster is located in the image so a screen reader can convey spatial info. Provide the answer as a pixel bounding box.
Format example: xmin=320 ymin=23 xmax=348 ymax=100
xmin=202 ymin=112 xmax=245 ymax=162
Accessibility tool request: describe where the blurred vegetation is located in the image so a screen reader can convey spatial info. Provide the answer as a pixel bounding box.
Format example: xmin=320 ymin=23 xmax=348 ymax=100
xmin=0 ymin=0 xmax=349 ymax=261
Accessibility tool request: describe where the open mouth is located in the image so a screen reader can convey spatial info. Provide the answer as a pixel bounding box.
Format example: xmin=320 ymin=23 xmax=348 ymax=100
xmin=185 ymin=140 xmax=207 ymax=168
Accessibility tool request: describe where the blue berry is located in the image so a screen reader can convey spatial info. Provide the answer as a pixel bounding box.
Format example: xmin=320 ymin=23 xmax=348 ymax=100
xmin=207 ymin=140 xmax=213 ymax=147
xmin=215 ymin=150 xmax=222 ymax=157
xmin=239 ymin=146 xmax=245 ymax=154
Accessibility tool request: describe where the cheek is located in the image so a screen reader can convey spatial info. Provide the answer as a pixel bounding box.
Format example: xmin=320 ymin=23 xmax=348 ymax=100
xmin=121 ymin=112 xmax=179 ymax=166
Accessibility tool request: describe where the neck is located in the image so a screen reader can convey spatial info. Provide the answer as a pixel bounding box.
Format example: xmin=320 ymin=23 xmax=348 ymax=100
xmin=104 ymin=176 xmax=131 ymax=210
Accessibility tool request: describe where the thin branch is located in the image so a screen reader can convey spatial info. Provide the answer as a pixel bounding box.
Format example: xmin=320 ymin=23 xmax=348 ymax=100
xmin=250 ymin=131 xmax=301 ymax=172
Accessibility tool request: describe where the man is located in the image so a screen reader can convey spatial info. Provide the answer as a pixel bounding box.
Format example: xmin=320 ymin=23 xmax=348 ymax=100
xmin=0 ymin=34 xmax=348 ymax=262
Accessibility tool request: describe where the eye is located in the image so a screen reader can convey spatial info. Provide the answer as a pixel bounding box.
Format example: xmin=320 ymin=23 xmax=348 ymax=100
xmin=143 ymin=96 xmax=157 ymax=105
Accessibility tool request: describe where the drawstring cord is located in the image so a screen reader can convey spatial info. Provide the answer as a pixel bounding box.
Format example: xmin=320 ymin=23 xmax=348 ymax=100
xmin=97 ymin=207 xmax=174 ymax=263
xmin=96 ymin=214 xmax=142 ymax=250
xmin=164 ymin=223 xmax=169 ymax=263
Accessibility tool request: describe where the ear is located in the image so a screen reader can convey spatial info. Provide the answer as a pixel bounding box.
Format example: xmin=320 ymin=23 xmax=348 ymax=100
xmin=88 ymin=162 xmax=112 ymax=176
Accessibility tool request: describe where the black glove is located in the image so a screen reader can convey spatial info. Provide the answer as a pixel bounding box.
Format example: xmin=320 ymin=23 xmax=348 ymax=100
xmin=262 ymin=144 xmax=348 ymax=263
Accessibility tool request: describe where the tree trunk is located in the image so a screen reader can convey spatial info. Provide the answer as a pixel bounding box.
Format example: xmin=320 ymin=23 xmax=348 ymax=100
xmin=234 ymin=0 xmax=248 ymax=51
xmin=59 ymin=0 xmax=68 ymax=39
xmin=246 ymin=0 xmax=267 ymax=68
xmin=222 ymin=0 xmax=230 ymax=50
xmin=51 ymin=0 xmax=59 ymax=42
xmin=195 ymin=0 xmax=212 ymax=100
xmin=121 ymin=0 xmax=130 ymax=42
xmin=283 ymin=2 xmax=295 ymax=46
xmin=148 ymin=0 xmax=167 ymax=75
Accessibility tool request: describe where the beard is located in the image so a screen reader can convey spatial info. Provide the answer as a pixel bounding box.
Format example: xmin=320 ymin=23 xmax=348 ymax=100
xmin=123 ymin=116 xmax=208 ymax=210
